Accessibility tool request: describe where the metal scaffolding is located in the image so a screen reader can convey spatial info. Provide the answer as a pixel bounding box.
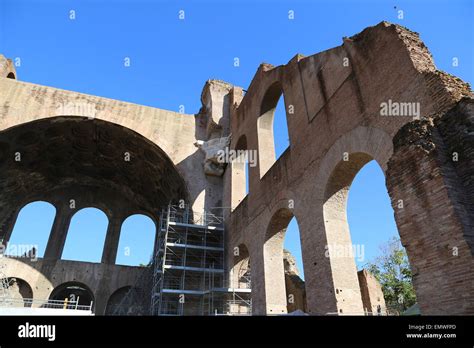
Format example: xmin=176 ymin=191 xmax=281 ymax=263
xmin=151 ymin=204 xmax=252 ymax=316
xmin=151 ymin=204 xmax=224 ymax=315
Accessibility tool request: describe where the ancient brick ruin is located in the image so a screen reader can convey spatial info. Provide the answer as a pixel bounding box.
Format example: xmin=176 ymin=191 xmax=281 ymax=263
xmin=0 ymin=21 xmax=472 ymax=315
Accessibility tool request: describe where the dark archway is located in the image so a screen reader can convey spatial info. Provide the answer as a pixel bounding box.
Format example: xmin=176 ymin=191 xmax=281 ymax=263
xmin=105 ymin=286 xmax=131 ymax=315
xmin=49 ymin=281 xmax=95 ymax=309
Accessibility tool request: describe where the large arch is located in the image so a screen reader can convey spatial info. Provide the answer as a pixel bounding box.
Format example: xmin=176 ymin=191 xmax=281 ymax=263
xmin=263 ymin=207 xmax=300 ymax=315
xmin=0 ymin=116 xmax=189 ymax=262
xmin=323 ymin=152 xmax=383 ymax=315
xmin=0 ymin=258 xmax=54 ymax=302
xmin=315 ymin=126 xmax=394 ymax=315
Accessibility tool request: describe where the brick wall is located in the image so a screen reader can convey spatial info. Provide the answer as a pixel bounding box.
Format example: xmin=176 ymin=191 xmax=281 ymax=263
xmin=386 ymin=98 xmax=474 ymax=314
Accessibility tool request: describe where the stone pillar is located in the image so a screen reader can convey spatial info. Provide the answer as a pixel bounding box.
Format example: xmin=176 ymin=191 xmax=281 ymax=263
xmin=101 ymin=216 xmax=123 ymax=264
xmin=94 ymin=289 xmax=109 ymax=315
xmin=0 ymin=208 xmax=20 ymax=253
xmin=230 ymin=160 xmax=246 ymax=210
xmin=386 ymin=99 xmax=474 ymax=314
xmin=299 ymin=207 xmax=339 ymax=315
xmin=43 ymin=204 xmax=74 ymax=260
xmin=262 ymin=231 xmax=287 ymax=315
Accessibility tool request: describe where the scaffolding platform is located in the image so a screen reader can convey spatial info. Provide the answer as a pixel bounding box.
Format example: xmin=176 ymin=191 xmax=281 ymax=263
xmin=151 ymin=204 xmax=252 ymax=316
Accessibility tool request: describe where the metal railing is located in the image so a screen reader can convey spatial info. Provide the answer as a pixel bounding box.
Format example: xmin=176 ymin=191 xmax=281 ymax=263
xmin=0 ymin=297 xmax=93 ymax=311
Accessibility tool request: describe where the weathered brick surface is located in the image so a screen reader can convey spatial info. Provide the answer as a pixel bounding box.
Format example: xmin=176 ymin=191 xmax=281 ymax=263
xmin=1 ymin=21 xmax=473 ymax=316
xmin=387 ymin=98 xmax=474 ymax=314
xmin=226 ymin=22 xmax=473 ymax=315
xmin=435 ymin=98 xmax=474 ymax=250
xmin=357 ymin=270 xmax=387 ymax=315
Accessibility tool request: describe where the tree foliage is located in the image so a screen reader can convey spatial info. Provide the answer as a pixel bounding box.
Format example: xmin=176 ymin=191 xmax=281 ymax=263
xmin=367 ymin=237 xmax=417 ymax=314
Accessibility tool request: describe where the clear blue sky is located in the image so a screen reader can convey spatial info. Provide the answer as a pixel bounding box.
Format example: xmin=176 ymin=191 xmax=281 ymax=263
xmin=2 ymin=1 xmax=473 ymax=273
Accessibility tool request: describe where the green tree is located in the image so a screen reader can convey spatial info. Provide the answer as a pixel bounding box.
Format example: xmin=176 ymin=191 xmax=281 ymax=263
xmin=367 ymin=237 xmax=417 ymax=315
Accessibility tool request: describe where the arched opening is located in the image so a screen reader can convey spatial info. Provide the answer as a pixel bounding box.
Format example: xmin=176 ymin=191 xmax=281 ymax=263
xmin=257 ymin=81 xmax=289 ymax=178
xmin=116 ymin=214 xmax=156 ymax=266
xmin=49 ymin=281 xmax=94 ymax=310
xmin=273 ymin=94 xmax=290 ymax=159
xmin=105 ymin=286 xmax=131 ymax=315
xmin=348 ymin=160 xmax=416 ymax=315
xmin=1 ymin=277 xmax=33 ymax=307
xmin=6 ymin=201 xmax=56 ymax=258
xmin=61 ymin=207 xmax=109 ymax=263
xmin=6 ymin=72 xmax=15 ymax=79
xmin=283 ymin=217 xmax=306 ymax=313
xmin=0 ymin=116 xmax=189 ymax=258
xmin=324 ymin=153 xmax=416 ymax=315
xmin=105 ymin=285 xmax=148 ymax=315
xmin=348 ymin=161 xmax=399 ymax=268
xmin=229 ymin=243 xmax=252 ymax=315
xmin=263 ymin=208 xmax=305 ymax=314
xmin=231 ymin=135 xmax=249 ymax=210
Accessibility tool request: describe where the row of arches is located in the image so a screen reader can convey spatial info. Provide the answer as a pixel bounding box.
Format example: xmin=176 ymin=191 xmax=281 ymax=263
xmin=6 ymin=201 xmax=156 ymax=266
xmin=1 ymin=277 xmax=136 ymax=315
xmin=0 ymin=115 xmax=188 ymax=266
xmin=231 ymin=81 xmax=288 ymax=209
xmin=228 ymin=74 xmax=411 ymax=314
xmin=231 ymin=156 xmax=409 ymax=314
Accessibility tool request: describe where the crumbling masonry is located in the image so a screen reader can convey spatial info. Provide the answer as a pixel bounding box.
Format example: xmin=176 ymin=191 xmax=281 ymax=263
xmin=0 ymin=22 xmax=473 ymax=315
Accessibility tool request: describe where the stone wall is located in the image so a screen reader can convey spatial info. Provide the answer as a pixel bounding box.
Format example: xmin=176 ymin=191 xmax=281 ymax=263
xmin=0 ymin=257 xmax=147 ymax=315
xmin=225 ymin=21 xmax=472 ymax=315
xmin=386 ymin=98 xmax=474 ymax=314
xmin=283 ymin=250 xmax=306 ymax=313
xmin=1 ymin=21 xmax=473 ymax=316
xmin=224 ymin=22 xmax=471 ymax=314
xmin=357 ymin=269 xmax=387 ymax=315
